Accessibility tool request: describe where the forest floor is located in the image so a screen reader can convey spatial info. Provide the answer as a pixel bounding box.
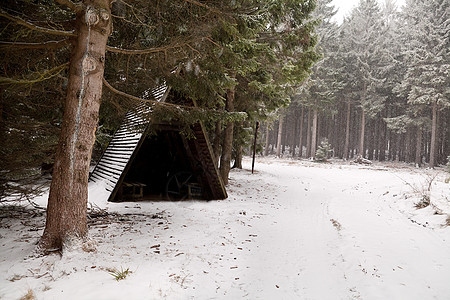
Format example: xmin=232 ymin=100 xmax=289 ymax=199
xmin=1 ymin=157 xmax=450 ymax=300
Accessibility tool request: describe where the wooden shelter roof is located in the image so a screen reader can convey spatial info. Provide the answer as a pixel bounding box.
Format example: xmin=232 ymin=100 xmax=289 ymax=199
xmin=88 ymin=84 xmax=227 ymax=202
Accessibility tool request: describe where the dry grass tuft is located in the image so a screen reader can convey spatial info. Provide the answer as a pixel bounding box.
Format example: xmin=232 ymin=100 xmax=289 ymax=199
xmin=330 ymin=219 xmax=342 ymax=231
xmin=20 ymin=289 xmax=35 ymax=300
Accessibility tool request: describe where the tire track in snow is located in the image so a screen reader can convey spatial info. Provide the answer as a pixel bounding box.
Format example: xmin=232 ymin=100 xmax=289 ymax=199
xmin=252 ymin=162 xmax=357 ymax=299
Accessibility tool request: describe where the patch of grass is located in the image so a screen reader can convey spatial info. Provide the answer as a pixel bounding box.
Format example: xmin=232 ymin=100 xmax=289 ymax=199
xmin=400 ymin=174 xmax=437 ymax=209
xmin=108 ymin=267 xmax=131 ymax=281
xmin=20 ymin=289 xmax=35 ymax=300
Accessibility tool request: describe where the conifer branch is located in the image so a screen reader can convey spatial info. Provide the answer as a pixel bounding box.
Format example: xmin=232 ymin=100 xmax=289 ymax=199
xmin=102 ymin=77 xmax=193 ymax=109
xmin=55 ymin=0 xmax=83 ymax=13
xmin=182 ymin=0 xmax=224 ymax=14
xmin=0 ymin=9 xmax=76 ymax=37
xmin=0 ymin=39 xmax=70 ymax=49
xmin=106 ymin=37 xmax=210 ymax=55
xmin=0 ymin=63 xmax=69 ymax=85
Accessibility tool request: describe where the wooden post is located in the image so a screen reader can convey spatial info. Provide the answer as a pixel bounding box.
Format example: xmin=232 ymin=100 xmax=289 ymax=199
xmin=252 ymin=121 xmax=259 ymax=174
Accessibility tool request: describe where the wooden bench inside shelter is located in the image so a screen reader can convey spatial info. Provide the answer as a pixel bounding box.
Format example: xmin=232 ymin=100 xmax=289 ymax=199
xmin=117 ymin=182 xmax=146 ymax=200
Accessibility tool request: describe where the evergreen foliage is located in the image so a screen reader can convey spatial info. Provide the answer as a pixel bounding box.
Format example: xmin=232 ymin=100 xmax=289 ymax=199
xmin=315 ymin=138 xmax=332 ymax=162
xmin=0 ymin=0 xmax=319 ymax=199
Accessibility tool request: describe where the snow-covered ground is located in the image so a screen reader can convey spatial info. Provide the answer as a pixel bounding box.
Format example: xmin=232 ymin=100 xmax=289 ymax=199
xmin=1 ymin=157 xmax=449 ymax=299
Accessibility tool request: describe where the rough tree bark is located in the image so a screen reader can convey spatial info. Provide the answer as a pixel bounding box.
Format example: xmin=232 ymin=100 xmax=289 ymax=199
xmin=39 ymin=0 xmax=112 ymax=251
xmin=219 ymin=79 xmax=235 ymax=185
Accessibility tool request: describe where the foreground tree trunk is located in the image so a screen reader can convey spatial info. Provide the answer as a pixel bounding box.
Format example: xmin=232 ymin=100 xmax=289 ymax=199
xmin=39 ymin=1 xmax=112 ymax=251
xmin=219 ymin=80 xmax=235 ymax=185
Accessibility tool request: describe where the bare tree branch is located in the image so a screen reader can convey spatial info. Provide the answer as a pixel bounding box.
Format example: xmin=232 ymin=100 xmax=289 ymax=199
xmin=0 ymin=9 xmax=76 ymax=37
xmin=0 ymin=39 xmax=70 ymax=49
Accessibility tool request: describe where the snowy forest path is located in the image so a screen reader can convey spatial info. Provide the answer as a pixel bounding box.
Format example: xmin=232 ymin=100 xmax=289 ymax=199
xmin=1 ymin=158 xmax=450 ymax=299
xmin=248 ymin=159 xmax=450 ymax=300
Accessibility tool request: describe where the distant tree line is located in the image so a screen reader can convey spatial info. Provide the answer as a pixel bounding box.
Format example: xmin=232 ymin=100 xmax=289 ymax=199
xmin=262 ymin=0 xmax=449 ymax=167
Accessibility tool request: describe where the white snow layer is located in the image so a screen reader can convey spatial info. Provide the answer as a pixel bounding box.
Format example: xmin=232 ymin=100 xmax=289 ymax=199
xmin=1 ymin=157 xmax=449 ymax=299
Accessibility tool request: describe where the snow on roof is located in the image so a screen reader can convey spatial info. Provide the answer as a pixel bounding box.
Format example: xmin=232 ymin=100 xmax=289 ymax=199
xmin=88 ymin=83 xmax=169 ymax=202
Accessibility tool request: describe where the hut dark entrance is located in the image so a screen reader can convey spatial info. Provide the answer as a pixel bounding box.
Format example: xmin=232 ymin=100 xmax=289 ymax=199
xmin=89 ymin=85 xmax=227 ymax=202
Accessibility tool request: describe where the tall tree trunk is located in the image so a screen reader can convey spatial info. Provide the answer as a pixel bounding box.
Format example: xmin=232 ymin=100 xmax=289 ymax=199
xmin=359 ymin=108 xmax=366 ymax=157
xmin=276 ymin=113 xmax=284 ymax=157
xmin=378 ymin=117 xmax=386 ymax=162
xmin=281 ymin=114 xmax=288 ymax=155
xmin=343 ymin=100 xmax=351 ymax=159
xmin=0 ymin=88 xmax=3 ymax=125
xmin=212 ymin=120 xmax=222 ymax=168
xmin=368 ymin=121 xmax=374 ymax=160
xmin=405 ymin=127 xmax=412 ymax=163
xmin=40 ymin=1 xmax=112 ymax=251
xmin=233 ymin=145 xmax=243 ymax=169
xmin=429 ymin=101 xmax=437 ymax=168
xmin=310 ymin=108 xmax=318 ymax=159
xmin=219 ymin=79 xmax=235 ymax=185
xmin=298 ymin=106 xmax=304 ymax=157
xmin=415 ymin=126 xmax=422 ymax=167
xmin=292 ymin=109 xmax=299 ymax=157
xmin=305 ymin=107 xmax=312 ymax=158
xmin=395 ymin=133 xmax=401 ymax=162
xmin=264 ymin=123 xmax=270 ymax=156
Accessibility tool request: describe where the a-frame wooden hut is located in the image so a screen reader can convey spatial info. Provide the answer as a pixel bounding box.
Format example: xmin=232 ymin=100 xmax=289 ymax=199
xmin=89 ymin=84 xmax=227 ymax=202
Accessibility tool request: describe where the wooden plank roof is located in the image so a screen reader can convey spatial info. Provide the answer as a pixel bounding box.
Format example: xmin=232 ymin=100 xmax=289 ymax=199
xmin=88 ymin=84 xmax=169 ymax=201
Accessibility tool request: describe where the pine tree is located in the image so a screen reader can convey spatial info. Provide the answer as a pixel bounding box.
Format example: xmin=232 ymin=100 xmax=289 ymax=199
xmin=396 ymin=0 xmax=450 ymax=167
xmin=293 ymin=0 xmax=338 ymax=159
xmin=315 ymin=138 xmax=331 ymax=162
xmin=342 ymin=0 xmax=386 ymax=158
